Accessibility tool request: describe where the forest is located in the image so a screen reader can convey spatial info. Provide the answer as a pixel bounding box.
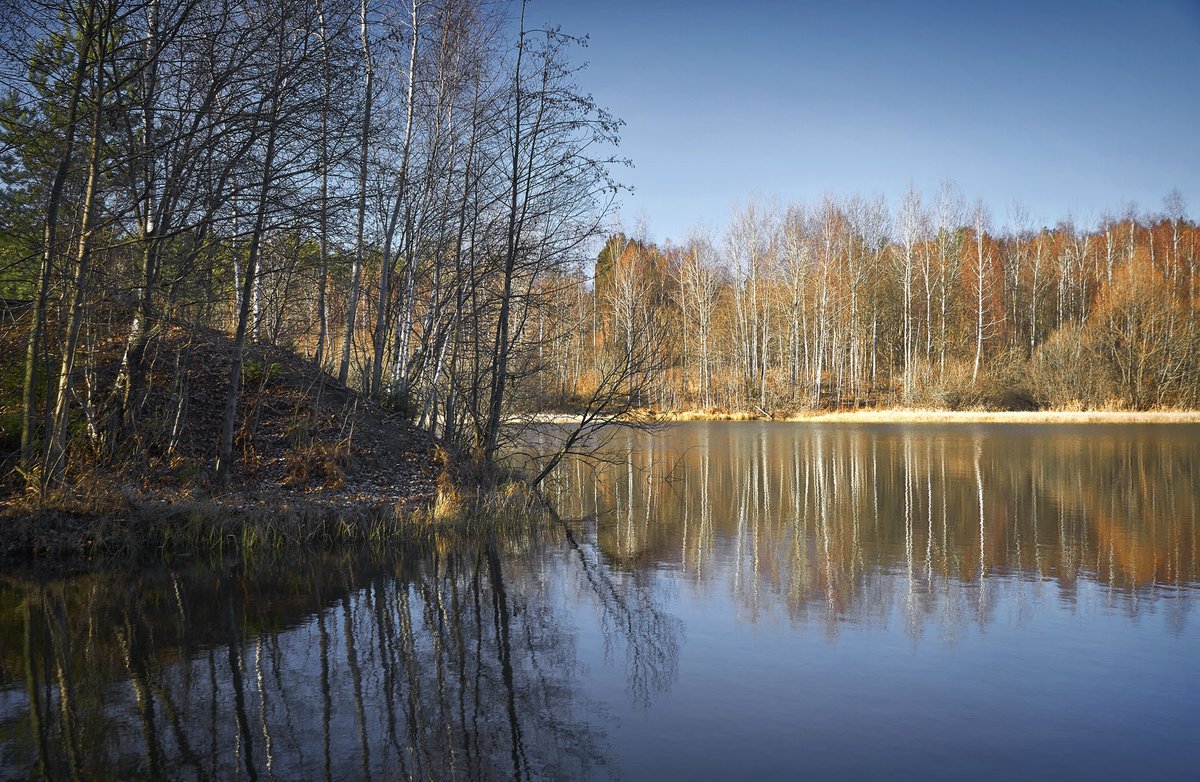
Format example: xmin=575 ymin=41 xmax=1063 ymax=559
xmin=1 ymin=0 xmax=1197 ymax=498
xmin=574 ymin=190 xmax=1200 ymax=416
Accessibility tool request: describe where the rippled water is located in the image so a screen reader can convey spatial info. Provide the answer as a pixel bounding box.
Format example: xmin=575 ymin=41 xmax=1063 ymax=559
xmin=2 ymin=422 xmax=1198 ymax=780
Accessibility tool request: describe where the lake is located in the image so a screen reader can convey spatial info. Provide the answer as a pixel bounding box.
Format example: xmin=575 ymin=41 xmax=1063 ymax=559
xmin=2 ymin=422 xmax=1198 ymax=780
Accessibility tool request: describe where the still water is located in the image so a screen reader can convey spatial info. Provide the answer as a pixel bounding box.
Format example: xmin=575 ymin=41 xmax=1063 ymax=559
xmin=2 ymin=422 xmax=1198 ymax=780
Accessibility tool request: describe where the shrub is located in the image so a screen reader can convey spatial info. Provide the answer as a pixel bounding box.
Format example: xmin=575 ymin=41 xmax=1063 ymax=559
xmin=281 ymin=440 xmax=347 ymax=490
xmin=1031 ymin=324 xmax=1112 ymax=408
xmin=903 ymin=358 xmax=983 ymax=410
xmin=902 ymin=351 xmax=1037 ymax=411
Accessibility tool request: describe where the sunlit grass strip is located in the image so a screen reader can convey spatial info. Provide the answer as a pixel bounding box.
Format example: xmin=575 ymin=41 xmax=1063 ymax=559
xmin=548 ymin=408 xmax=1200 ymax=424
xmin=781 ymin=409 xmax=1200 ymax=423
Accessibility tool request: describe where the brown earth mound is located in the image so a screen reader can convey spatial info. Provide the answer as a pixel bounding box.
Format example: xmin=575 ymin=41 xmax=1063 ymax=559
xmin=1 ymin=315 xmax=442 ymax=558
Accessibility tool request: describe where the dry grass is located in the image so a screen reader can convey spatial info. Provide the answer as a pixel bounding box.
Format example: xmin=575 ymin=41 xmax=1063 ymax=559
xmin=651 ymin=408 xmax=764 ymax=422
xmin=529 ymin=407 xmax=767 ymax=424
xmin=426 ymin=445 xmax=543 ymax=525
xmin=602 ymin=407 xmax=1200 ymax=424
xmin=281 ymin=439 xmax=348 ymax=490
xmin=786 ymin=409 xmax=1200 ymax=424
xmin=0 ymin=477 xmax=547 ymax=562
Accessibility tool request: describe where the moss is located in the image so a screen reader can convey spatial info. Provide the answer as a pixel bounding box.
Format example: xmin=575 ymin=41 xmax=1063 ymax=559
xmin=243 ymin=358 xmax=284 ymax=385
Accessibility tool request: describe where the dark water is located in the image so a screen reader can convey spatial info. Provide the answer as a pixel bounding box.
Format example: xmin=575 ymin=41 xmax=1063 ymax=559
xmin=2 ymin=422 xmax=1198 ymax=780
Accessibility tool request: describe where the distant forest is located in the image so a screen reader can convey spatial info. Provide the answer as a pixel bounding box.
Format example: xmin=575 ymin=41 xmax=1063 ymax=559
xmin=577 ymin=190 xmax=1199 ymax=414
xmin=0 ymin=0 xmax=1195 ymax=492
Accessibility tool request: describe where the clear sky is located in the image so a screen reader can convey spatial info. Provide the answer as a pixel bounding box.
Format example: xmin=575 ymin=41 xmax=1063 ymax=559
xmin=530 ymin=0 xmax=1200 ymax=243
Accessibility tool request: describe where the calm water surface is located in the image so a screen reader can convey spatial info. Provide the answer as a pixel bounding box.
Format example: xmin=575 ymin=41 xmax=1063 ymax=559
xmin=2 ymin=422 xmax=1198 ymax=780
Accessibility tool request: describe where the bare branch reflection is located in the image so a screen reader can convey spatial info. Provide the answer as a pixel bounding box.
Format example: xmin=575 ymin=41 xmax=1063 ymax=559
xmin=0 ymin=524 xmax=679 ymax=779
xmin=551 ymin=423 xmax=1199 ymax=638
xmin=1 ymin=423 xmax=1195 ymax=779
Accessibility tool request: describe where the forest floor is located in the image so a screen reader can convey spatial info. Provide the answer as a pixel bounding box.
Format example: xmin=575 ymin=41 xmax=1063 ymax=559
xmin=0 ymin=319 xmax=443 ymax=561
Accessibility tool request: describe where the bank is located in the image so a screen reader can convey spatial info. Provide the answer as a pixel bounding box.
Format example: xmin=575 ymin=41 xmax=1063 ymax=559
xmin=0 ymin=323 xmax=450 ymax=561
xmin=531 ymin=408 xmax=1200 ymax=424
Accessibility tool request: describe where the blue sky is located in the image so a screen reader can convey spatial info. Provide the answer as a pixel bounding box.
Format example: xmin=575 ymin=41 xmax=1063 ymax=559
xmin=531 ymin=0 xmax=1200 ymax=243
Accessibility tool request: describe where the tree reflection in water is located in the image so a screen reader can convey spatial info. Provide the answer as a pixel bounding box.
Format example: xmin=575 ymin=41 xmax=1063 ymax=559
xmin=0 ymin=524 xmax=680 ymax=780
xmin=2 ymin=422 xmax=1197 ymax=780
xmin=547 ymin=422 xmax=1198 ymax=639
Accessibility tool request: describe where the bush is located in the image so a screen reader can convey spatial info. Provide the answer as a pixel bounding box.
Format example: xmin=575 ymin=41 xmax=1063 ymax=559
xmin=902 ymin=358 xmax=973 ymax=409
xmin=244 ymin=358 xmax=283 ymax=385
xmin=380 ymin=383 xmax=417 ymax=418
xmin=1085 ymin=262 xmax=1197 ymax=409
xmin=1031 ymin=324 xmax=1113 ymax=408
xmin=281 ymin=440 xmax=347 ymax=490
xmin=902 ymin=351 xmax=1037 ymax=411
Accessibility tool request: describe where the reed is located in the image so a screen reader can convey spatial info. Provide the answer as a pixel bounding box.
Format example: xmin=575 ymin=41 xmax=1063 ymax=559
xmin=0 ymin=483 xmax=547 ymax=565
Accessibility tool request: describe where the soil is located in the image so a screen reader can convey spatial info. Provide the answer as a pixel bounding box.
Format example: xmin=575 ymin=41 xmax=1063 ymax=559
xmin=0 ymin=320 xmax=442 ymax=559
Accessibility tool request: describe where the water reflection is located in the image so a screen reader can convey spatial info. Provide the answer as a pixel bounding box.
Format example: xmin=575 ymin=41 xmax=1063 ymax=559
xmin=2 ymin=422 xmax=1197 ymax=779
xmin=548 ymin=423 xmax=1199 ymax=637
xmin=0 ymin=531 xmax=679 ymax=781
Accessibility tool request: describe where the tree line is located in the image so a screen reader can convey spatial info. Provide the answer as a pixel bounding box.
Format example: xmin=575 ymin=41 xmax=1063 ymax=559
xmin=556 ymin=188 xmax=1199 ymax=414
xmin=0 ymin=0 xmax=631 ymax=490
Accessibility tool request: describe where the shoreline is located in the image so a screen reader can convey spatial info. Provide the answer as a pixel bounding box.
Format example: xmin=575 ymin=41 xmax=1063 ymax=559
xmin=784 ymin=409 xmax=1200 ymax=424
xmin=9 ymin=405 xmax=1198 ymax=561
xmin=526 ymin=409 xmax=1200 ymax=425
xmin=0 ymin=488 xmax=437 ymax=562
